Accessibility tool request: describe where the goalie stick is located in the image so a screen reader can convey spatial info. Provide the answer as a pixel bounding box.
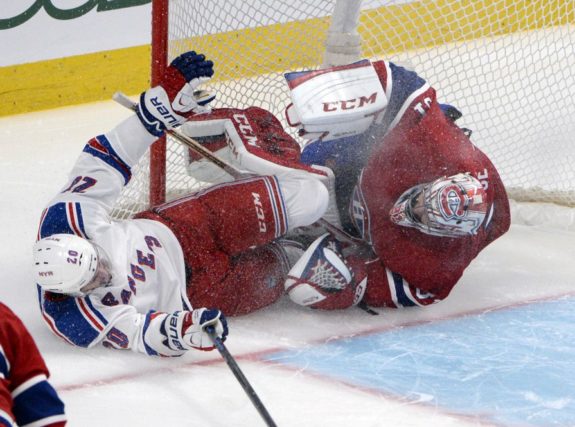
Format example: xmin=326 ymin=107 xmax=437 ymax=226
xmin=114 ymin=92 xmax=277 ymax=426
xmin=112 ymin=91 xmax=365 ymax=247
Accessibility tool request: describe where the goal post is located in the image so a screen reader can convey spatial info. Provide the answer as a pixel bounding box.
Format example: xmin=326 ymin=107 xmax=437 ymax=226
xmin=323 ymin=0 xmax=362 ymax=67
xmin=111 ymin=0 xmax=575 ymax=220
xmin=149 ymin=0 xmax=169 ymax=207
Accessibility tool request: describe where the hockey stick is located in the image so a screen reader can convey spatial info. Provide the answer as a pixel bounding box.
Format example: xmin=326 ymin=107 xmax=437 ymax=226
xmin=112 ymin=91 xmax=364 ymax=247
xmin=206 ymin=326 xmax=277 ymax=427
xmin=112 ymin=91 xmax=248 ymax=180
xmin=114 ymin=92 xmax=277 ymax=426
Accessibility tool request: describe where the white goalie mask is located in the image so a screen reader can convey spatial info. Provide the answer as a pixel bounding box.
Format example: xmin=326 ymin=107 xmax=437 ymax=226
xmin=390 ymin=173 xmax=490 ymax=237
xmin=284 ymin=60 xmax=387 ymax=142
xmin=33 ymin=234 xmax=112 ymax=296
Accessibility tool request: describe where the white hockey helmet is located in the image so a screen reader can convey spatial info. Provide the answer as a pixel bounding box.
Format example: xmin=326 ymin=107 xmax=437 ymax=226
xmin=33 ymin=234 xmax=108 ymax=296
xmin=390 ymin=173 xmax=489 ymax=237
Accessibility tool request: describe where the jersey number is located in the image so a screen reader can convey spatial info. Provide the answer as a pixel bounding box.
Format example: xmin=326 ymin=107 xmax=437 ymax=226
xmin=62 ymin=176 xmax=97 ymax=193
xmin=476 ymin=168 xmax=489 ymax=190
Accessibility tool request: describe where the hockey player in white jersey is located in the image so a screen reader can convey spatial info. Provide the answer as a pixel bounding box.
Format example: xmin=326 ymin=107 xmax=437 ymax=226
xmin=32 ymin=51 xmax=329 ymax=357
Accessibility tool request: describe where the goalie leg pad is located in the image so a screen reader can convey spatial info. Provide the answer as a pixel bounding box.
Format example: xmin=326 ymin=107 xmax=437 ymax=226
xmin=276 ymin=175 xmax=329 ymax=230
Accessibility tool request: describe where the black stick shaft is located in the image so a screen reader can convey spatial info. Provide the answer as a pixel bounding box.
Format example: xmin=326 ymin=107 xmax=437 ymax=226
xmin=114 ymin=92 xmax=276 ymax=426
xmin=206 ymin=328 xmax=278 ymax=427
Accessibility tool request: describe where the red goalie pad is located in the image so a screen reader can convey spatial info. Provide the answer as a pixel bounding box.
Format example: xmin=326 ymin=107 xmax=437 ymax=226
xmin=182 ymin=107 xmax=327 ymax=178
xmin=135 ymin=175 xmax=291 ymax=316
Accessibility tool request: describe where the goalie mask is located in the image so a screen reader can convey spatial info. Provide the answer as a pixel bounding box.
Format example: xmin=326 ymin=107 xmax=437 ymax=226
xmin=390 ymin=173 xmax=489 ymax=237
xmin=33 ymin=234 xmax=112 ymax=296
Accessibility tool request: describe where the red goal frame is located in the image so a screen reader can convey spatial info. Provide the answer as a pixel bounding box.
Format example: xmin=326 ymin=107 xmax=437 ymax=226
xmin=150 ymin=0 xmax=169 ymax=206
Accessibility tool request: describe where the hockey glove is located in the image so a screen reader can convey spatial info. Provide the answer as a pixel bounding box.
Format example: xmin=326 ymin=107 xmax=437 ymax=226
xmin=174 ymin=308 xmax=228 ymax=352
xmin=137 ymin=51 xmax=216 ymax=137
xmin=284 ymin=233 xmax=367 ymax=310
xmin=148 ymin=308 xmax=228 ymax=356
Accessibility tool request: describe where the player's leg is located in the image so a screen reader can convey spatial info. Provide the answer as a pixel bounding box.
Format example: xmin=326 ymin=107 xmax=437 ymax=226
xmin=182 ymin=175 xmax=321 ymax=315
xmin=188 ymin=240 xmax=297 ymax=315
xmin=136 ymin=175 xmax=324 ymax=315
xmin=152 ymin=175 xmax=326 ymax=254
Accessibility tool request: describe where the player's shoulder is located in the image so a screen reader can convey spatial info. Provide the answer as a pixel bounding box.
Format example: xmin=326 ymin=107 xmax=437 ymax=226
xmin=0 ymin=302 xmax=30 ymax=348
xmin=0 ymin=301 xmax=12 ymax=315
xmin=0 ymin=302 xmax=22 ymax=326
xmin=372 ymin=59 xmax=431 ymax=92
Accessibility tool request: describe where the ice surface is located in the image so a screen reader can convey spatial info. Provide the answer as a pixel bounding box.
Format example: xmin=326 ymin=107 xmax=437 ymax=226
xmin=1 ymin=101 xmax=575 ymax=426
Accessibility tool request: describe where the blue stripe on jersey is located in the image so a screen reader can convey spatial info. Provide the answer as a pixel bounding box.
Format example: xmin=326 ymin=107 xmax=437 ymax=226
xmin=391 ymin=271 xmax=416 ymax=308
xmin=38 ymin=202 xmax=85 ymax=238
xmin=136 ymin=93 xmax=165 ymax=137
xmin=0 ymin=350 xmax=7 ymax=379
xmin=13 ymin=380 xmax=66 ymax=427
xmin=41 ymin=294 xmax=100 ymax=347
xmin=83 ymin=134 xmax=132 ymax=184
xmin=142 ymin=312 xmax=159 ymax=356
xmin=0 ymin=413 xmax=13 ymax=427
xmin=84 ymin=295 xmax=109 ymax=326
xmin=76 ymin=202 xmax=86 ymax=235
xmin=379 ymin=62 xmax=427 ymax=129
xmin=0 ymin=346 xmax=10 ymax=378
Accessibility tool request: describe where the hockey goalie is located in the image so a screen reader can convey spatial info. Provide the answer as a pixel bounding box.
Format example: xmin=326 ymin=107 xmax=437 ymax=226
xmin=285 ymin=59 xmax=511 ymax=310
xmin=194 ymin=58 xmax=511 ymax=311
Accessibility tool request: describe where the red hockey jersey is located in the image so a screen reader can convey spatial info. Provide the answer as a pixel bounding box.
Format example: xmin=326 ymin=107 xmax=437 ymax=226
xmin=0 ymin=303 xmax=66 ymax=426
xmin=352 ymin=85 xmax=510 ymax=307
xmin=295 ymin=59 xmax=511 ymax=308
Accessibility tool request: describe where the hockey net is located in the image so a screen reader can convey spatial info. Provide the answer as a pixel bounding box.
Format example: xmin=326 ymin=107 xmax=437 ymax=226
xmin=111 ymin=0 xmax=575 ymax=220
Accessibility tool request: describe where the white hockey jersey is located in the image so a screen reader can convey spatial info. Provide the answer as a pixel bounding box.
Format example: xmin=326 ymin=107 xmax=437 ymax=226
xmin=36 ymin=115 xmax=193 ymax=356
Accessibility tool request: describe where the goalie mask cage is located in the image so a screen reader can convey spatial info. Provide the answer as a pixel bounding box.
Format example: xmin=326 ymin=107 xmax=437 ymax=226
xmin=111 ymin=0 xmax=575 ymax=220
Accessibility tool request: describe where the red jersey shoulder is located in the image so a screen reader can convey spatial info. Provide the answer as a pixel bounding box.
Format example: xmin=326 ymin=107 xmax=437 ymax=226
xmin=0 ymin=303 xmax=66 ymax=426
xmin=0 ymin=303 xmax=30 ymax=348
xmin=0 ymin=303 xmax=49 ymax=384
xmin=358 ymin=101 xmax=510 ymax=295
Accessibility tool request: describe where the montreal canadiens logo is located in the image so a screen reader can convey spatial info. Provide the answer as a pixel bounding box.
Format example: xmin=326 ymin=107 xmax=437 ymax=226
xmin=439 ymin=185 xmax=467 ymax=219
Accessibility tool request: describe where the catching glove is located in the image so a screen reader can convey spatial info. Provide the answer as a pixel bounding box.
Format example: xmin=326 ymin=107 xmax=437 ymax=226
xmin=284 ymin=233 xmax=367 ymax=310
xmin=137 ymin=51 xmax=216 ymax=137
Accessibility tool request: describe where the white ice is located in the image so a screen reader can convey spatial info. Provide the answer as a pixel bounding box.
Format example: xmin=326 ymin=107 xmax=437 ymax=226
xmin=1 ymin=101 xmax=575 ymax=427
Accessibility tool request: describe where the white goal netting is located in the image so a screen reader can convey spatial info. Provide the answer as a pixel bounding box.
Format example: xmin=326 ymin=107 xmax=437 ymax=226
xmin=111 ymin=0 xmax=575 ymax=220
